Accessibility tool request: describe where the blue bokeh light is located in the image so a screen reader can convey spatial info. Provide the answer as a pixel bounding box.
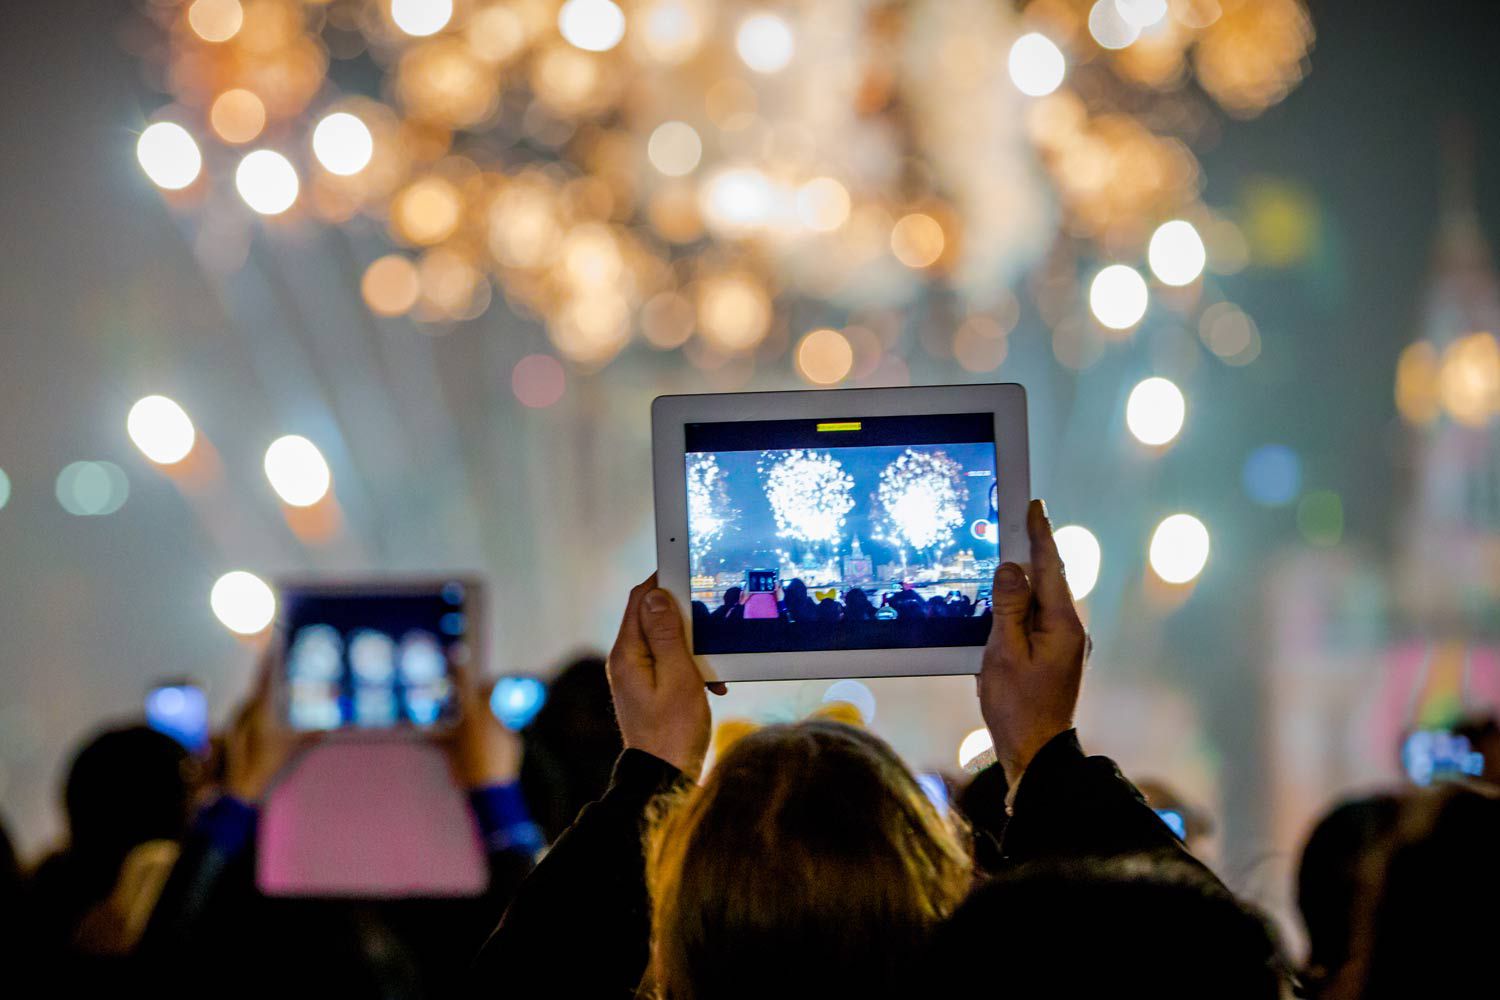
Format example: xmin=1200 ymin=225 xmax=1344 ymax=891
xmin=1242 ymin=444 xmax=1301 ymax=507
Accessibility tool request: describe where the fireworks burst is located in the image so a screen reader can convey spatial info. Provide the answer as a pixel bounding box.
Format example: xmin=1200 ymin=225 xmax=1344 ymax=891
xmin=875 ymin=449 xmax=969 ymax=554
xmin=758 ymin=450 xmax=855 ymax=547
xmin=686 ymin=454 xmax=736 ymax=568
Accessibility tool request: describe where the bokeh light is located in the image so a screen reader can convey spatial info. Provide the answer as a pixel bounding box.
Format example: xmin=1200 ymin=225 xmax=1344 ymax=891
xmin=1053 ymin=524 xmax=1102 ymax=600
xmin=1242 ymin=444 xmax=1301 ymax=507
xmin=700 ymin=166 xmax=774 ymax=233
xmin=647 ymin=121 xmax=703 ymax=177
xmin=796 ymin=328 xmax=854 ymax=386
xmin=1198 ymin=302 xmax=1261 ymax=365
xmin=512 ymin=354 xmax=567 ymax=408
xmin=1088 ymin=0 xmax=1141 ymax=50
xmin=558 ymin=0 xmax=626 ymax=53
xmin=1089 ymin=264 xmax=1149 ymax=330
xmin=127 ymin=395 xmax=196 ymax=465
xmin=1148 ymin=514 xmax=1210 ymax=585
xmin=390 ymin=0 xmax=452 ymax=38
xmin=210 ymin=571 xmax=276 ymax=636
xmin=796 ymin=177 xmax=850 ymax=232
xmin=361 ymin=255 xmax=422 ymax=317
xmin=1126 ymin=377 xmax=1185 ymax=446
xmin=312 ymin=112 xmax=373 ymax=176
xmin=235 ymin=150 xmax=299 ymax=215
xmin=639 ymin=0 xmax=704 ymax=63
xmin=1008 ymin=33 xmax=1066 ymax=97
xmin=264 ymin=434 xmax=331 ymax=507
xmin=697 ymin=273 xmax=771 ymax=352
xmin=736 ymin=12 xmax=794 ymax=74
xmin=1395 ymin=340 xmax=1441 ymax=426
xmin=392 ymin=176 xmax=462 ymax=245
xmin=958 ymin=727 xmax=993 ymax=769
xmin=890 ymin=213 xmax=945 ymax=269
xmin=822 ymin=679 xmax=876 ymax=724
xmin=1438 ymin=332 xmax=1500 ymax=428
xmin=210 ymin=89 xmax=266 ymax=145
xmin=56 ymin=461 xmax=129 ymax=517
xmin=1147 ymin=220 xmax=1207 ymax=286
xmin=136 ymin=123 xmax=202 ymax=191
xmin=1115 ymin=0 xmax=1169 ymax=29
xmin=187 ymin=0 xmax=243 ymax=43
xmin=1297 ymin=490 xmax=1343 ymax=548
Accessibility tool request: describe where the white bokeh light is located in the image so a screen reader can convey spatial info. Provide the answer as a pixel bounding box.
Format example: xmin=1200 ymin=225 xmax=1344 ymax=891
xmin=312 ymin=112 xmax=374 ymax=176
xmin=264 ymin=434 xmax=331 ymax=507
xmin=736 ymin=13 xmax=794 ymax=74
xmin=235 ymin=150 xmax=300 ymax=215
xmin=558 ymin=0 xmax=626 ymax=52
xmin=1115 ymin=0 xmax=1168 ymax=29
xmin=701 ymin=166 xmax=775 ymax=231
xmin=1089 ymin=264 xmax=1149 ymax=330
xmin=647 ymin=121 xmax=702 ymax=177
xmin=390 ymin=0 xmax=452 ymax=37
xmin=822 ymin=679 xmax=877 ymax=724
xmin=137 ymin=123 xmax=202 ymax=191
xmin=1126 ymin=377 xmax=1186 ymax=446
xmin=1148 ymin=220 xmax=1207 ymax=287
xmin=127 ymin=395 xmax=196 ymax=465
xmin=1053 ymin=525 xmax=1102 ymax=601
xmin=1008 ymin=33 xmax=1066 ymax=97
xmin=1088 ymin=0 xmax=1140 ymax=50
xmin=211 ymin=571 xmax=277 ymax=635
xmin=1149 ymin=514 xmax=1210 ymax=585
xmin=959 ymin=728 xmax=993 ymax=769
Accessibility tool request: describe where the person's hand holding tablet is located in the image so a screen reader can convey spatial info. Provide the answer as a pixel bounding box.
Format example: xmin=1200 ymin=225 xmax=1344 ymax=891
xmin=979 ymin=499 xmax=1088 ymax=788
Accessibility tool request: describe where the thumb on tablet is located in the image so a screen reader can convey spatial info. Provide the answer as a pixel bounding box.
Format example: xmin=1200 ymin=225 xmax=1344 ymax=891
xmin=642 ymin=588 xmax=689 ymax=670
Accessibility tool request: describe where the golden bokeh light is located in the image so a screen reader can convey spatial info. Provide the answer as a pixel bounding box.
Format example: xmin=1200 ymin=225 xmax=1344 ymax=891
xmin=640 ymin=290 xmax=696 ymax=349
xmin=796 ymin=177 xmax=850 ymax=232
xmin=795 ymin=328 xmax=854 ymax=386
xmin=890 ymin=213 xmax=945 ymax=269
xmin=361 ymin=254 xmax=422 ymax=317
xmin=488 ymin=181 xmax=562 ymax=268
xmin=418 ymin=247 xmax=485 ymax=319
xmin=398 ymin=39 xmax=499 ymax=128
xmin=560 ymin=224 xmax=623 ymax=289
xmin=647 ymin=121 xmax=703 ymax=177
xmin=953 ymin=314 xmax=1010 ymax=373
xmin=187 ymin=0 xmax=244 ymax=43
xmin=392 ymin=175 xmax=462 ymax=245
xmin=1438 ymin=332 xmax=1500 ymax=428
xmin=697 ymin=273 xmax=772 ymax=353
xmin=637 ymin=0 xmax=705 ymax=64
xmin=466 ymin=5 xmax=527 ymax=64
xmin=648 ymin=184 xmax=705 ymax=243
xmin=209 ymin=89 xmax=266 ymax=145
xmin=1395 ymin=340 xmax=1442 ymax=428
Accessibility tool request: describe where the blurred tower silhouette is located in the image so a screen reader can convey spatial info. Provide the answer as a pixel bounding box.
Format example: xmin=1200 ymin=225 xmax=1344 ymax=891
xmin=1387 ymin=122 xmax=1500 ymax=735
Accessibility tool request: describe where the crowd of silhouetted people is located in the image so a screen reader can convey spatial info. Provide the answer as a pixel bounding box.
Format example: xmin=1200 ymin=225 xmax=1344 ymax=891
xmin=1 ymin=501 xmax=1497 ymax=999
xmin=692 ymin=577 xmax=985 ymax=627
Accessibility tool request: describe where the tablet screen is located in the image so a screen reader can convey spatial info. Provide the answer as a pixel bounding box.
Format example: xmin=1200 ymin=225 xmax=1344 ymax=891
xmin=281 ymin=582 xmax=468 ymax=730
xmin=684 ymin=413 xmax=1000 ymax=654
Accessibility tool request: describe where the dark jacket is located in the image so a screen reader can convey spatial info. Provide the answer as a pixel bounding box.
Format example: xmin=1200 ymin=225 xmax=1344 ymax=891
xmin=469 ymin=728 xmax=1204 ymax=998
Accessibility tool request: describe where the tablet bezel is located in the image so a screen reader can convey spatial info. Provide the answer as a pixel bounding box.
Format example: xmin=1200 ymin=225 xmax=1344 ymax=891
xmin=652 ymin=384 xmax=1029 ymax=682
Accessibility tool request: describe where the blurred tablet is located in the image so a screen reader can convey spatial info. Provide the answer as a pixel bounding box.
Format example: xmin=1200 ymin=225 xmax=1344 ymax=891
xmin=276 ymin=578 xmax=478 ymax=733
xmin=653 ymin=384 xmax=1029 ymax=682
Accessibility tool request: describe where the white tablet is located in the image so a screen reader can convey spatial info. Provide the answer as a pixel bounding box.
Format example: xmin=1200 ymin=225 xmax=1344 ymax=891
xmin=652 ymin=383 xmax=1030 ymax=683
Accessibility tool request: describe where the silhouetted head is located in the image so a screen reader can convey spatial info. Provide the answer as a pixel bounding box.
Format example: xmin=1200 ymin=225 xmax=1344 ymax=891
xmin=1296 ymin=793 xmax=1401 ymax=993
xmin=783 ymin=579 xmax=809 ymax=603
xmin=816 ymin=597 xmax=842 ymax=623
xmin=721 ymin=587 xmax=742 ymax=608
xmin=520 ymin=655 xmax=623 ymax=842
xmin=845 ymin=589 xmax=873 ymax=610
xmin=932 ymin=856 xmax=1288 ymax=999
xmin=64 ymin=726 xmax=192 ymax=865
xmin=1338 ymin=785 xmax=1500 ymax=1000
xmin=647 ymin=721 xmax=971 ymax=1000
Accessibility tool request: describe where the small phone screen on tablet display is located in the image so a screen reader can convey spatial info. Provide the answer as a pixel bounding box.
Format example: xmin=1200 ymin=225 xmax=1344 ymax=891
xmin=281 ymin=582 xmax=468 ymax=731
xmin=685 ymin=413 xmax=1000 ymax=655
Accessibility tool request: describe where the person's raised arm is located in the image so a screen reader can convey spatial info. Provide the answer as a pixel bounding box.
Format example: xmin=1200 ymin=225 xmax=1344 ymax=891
xmin=968 ymin=500 xmax=1197 ymax=869
xmin=469 ymin=575 xmax=718 ymax=999
xmin=139 ymin=636 xmax=312 ymax=958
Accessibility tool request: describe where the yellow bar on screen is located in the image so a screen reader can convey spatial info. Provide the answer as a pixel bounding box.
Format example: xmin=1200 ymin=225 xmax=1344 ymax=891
xmin=817 ymin=421 xmax=862 ymax=432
